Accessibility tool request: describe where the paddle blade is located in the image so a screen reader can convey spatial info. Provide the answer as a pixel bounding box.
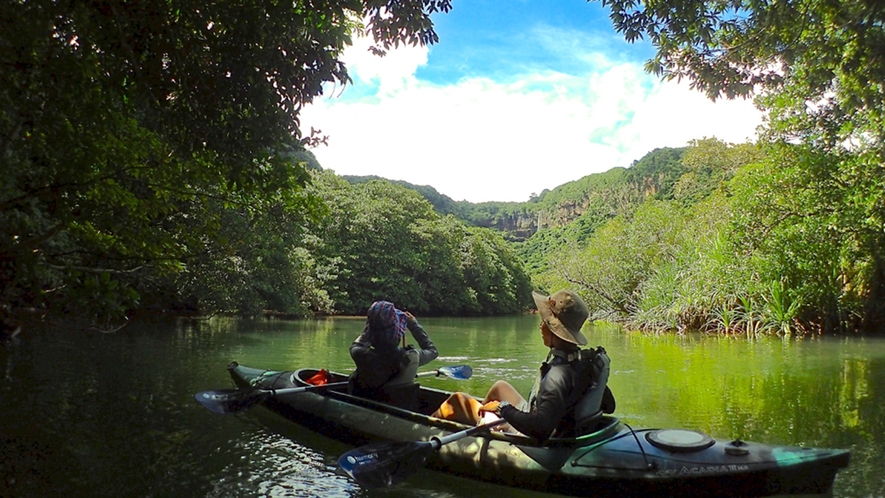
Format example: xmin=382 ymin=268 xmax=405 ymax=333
xmin=338 ymin=440 xmax=434 ymax=488
xmin=437 ymin=365 xmax=472 ymax=380
xmin=194 ymin=389 xmax=267 ymax=414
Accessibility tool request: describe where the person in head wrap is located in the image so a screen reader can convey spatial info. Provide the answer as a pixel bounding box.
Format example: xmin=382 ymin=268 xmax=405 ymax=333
xmin=431 ymin=289 xmax=612 ymax=440
xmin=348 ymin=301 xmax=438 ymax=410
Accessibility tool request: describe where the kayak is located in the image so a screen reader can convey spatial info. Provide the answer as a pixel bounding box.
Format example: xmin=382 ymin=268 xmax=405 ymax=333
xmin=223 ymin=362 xmax=850 ymax=497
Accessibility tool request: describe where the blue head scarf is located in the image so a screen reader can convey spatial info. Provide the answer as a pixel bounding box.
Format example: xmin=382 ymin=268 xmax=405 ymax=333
xmin=365 ymin=301 xmax=407 ymax=348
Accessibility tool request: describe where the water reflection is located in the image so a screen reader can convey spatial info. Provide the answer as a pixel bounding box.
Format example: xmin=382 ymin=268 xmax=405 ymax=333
xmin=208 ymin=430 xmax=355 ymax=498
xmin=0 ymin=317 xmax=882 ymax=497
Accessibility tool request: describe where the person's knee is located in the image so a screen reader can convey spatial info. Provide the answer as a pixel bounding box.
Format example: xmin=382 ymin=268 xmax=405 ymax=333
xmin=433 ymin=392 xmax=478 ymax=423
xmin=446 ymin=392 xmax=467 ymax=405
xmin=485 ymin=380 xmax=514 ymax=401
xmin=488 ymin=380 xmax=510 ymax=395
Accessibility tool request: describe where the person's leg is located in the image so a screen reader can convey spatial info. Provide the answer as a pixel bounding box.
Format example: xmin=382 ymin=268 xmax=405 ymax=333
xmin=431 ymin=392 xmax=483 ymax=425
xmin=483 ymin=380 xmax=526 ymax=406
xmin=432 ymin=381 xmax=528 ymax=425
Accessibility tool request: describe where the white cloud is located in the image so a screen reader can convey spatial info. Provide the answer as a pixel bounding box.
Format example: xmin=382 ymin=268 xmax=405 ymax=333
xmin=300 ymin=36 xmax=763 ymax=203
xmin=339 ymin=35 xmax=428 ymax=94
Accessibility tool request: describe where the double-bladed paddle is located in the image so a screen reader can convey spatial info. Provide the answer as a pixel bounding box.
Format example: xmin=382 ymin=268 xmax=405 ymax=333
xmin=338 ymin=418 xmax=507 ymax=488
xmin=194 ymin=364 xmax=473 ymax=415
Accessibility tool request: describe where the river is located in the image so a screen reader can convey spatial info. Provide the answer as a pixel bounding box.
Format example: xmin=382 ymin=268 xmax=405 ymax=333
xmin=1 ymin=315 xmax=883 ymax=497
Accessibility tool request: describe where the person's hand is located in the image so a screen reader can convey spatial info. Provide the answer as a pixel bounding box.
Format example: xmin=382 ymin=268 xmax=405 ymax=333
xmin=404 ymin=311 xmax=416 ymax=321
xmin=479 ymin=401 xmax=500 ymax=415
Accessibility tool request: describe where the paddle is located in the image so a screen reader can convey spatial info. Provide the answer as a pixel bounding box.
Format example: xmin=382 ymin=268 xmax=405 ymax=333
xmin=194 ymin=364 xmax=472 ymax=415
xmin=424 ymin=364 xmax=472 ymax=381
xmin=338 ymin=418 xmax=507 ymax=488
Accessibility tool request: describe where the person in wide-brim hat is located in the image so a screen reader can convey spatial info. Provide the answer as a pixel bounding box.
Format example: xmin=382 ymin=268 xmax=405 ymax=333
xmin=531 ymin=289 xmax=589 ymax=346
xmin=432 ymin=288 xmax=610 ymax=441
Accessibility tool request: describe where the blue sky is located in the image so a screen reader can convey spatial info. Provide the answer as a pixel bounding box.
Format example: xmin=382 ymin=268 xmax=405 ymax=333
xmin=300 ymin=0 xmax=763 ymax=203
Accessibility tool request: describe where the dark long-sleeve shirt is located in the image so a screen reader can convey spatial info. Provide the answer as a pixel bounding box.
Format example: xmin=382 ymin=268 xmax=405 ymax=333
xmin=499 ymin=348 xmax=595 ymax=441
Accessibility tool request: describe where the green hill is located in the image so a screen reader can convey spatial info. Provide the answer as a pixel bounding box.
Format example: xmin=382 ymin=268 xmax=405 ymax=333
xmin=344 ymin=147 xmax=688 ymax=243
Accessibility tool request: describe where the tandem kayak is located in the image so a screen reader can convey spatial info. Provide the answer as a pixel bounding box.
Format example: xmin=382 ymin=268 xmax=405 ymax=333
xmin=218 ymin=362 xmax=850 ymax=497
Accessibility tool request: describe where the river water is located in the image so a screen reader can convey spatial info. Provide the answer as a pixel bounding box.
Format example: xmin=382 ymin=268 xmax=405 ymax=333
xmin=1 ymin=315 xmax=883 ymax=498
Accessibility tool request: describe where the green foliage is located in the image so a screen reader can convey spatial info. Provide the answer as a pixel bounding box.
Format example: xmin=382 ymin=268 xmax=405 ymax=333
xmin=343 ymin=175 xmax=462 ymax=216
xmin=459 ymin=227 xmax=534 ymax=314
xmin=165 ymin=192 xmax=332 ymax=317
xmin=762 ymin=280 xmax=802 ymax=337
xmin=312 ymin=175 xmax=437 ymax=312
xmin=514 ymin=226 xmax=572 ymax=277
xmin=359 ymin=148 xmax=688 ymax=250
xmin=622 ymin=147 xmax=687 ymax=200
xmin=598 ymin=0 xmax=885 ymax=104
xmin=0 ymin=0 xmax=450 ymax=328
xmin=534 ymin=132 xmax=876 ymax=334
xmin=675 ymin=139 xmax=764 ymax=204
xmin=533 ymin=168 xmax=630 ymax=210
xmin=522 ymin=149 xmax=688 ymax=245
xmin=554 ymin=200 xmax=689 ymax=319
xmin=729 ymin=148 xmax=870 ymax=332
xmin=537 ymin=139 xmax=823 ymax=334
xmin=343 ymin=175 xmax=546 ymax=243
xmin=304 ymin=172 xmax=532 ymax=316
xmin=595 ymin=0 xmax=885 ymax=332
xmin=9 ymin=0 xmax=884 ymax=334
xmin=517 ymin=143 xmax=757 ymax=329
xmin=457 ymin=201 xmax=537 ymax=233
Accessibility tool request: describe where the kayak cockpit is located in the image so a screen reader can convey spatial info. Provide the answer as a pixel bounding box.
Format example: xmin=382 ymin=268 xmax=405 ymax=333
xmin=287 ymin=367 xmax=622 ymax=450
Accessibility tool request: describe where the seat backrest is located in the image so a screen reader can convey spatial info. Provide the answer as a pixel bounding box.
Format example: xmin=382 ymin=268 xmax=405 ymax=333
xmin=374 ymin=348 xmax=420 ymax=411
xmin=573 ymin=349 xmax=611 ymax=429
xmin=384 ymin=348 xmax=419 ymax=387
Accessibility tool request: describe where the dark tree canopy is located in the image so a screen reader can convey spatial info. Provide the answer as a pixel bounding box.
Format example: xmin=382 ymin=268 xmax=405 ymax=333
xmin=598 ymin=0 xmax=885 ymax=104
xmin=0 ymin=0 xmax=450 ymax=328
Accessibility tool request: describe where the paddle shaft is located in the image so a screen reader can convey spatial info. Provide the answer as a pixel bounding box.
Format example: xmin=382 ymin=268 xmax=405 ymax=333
xmin=261 ymin=380 xmax=347 ymax=397
xmin=431 ymin=418 xmax=508 ymax=448
xmin=337 ymin=418 xmax=509 ymax=488
xmin=416 ymin=369 xmax=451 ymax=379
xmin=263 ymin=368 xmax=452 ymax=396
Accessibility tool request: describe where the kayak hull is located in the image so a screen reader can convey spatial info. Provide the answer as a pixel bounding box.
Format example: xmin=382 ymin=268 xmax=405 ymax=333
xmin=226 ymin=362 xmax=850 ymax=497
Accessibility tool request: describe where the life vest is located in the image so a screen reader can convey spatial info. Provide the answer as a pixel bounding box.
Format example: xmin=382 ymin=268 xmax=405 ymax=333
xmin=348 ymin=347 xmax=420 ymax=411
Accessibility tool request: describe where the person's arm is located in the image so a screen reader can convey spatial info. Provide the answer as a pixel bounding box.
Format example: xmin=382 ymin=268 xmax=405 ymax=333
xmin=499 ymin=367 xmax=571 ymax=440
xmin=349 ymin=331 xmax=373 ymax=363
xmin=405 ymin=313 xmax=438 ymax=366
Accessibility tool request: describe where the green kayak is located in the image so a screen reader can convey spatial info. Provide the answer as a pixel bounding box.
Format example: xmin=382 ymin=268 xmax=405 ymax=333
xmin=217 ymin=362 xmax=850 ymax=497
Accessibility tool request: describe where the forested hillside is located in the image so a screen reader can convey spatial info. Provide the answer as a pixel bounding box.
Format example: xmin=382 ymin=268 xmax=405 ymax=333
xmin=365 ymin=148 xmax=686 ymax=275
xmin=348 ymin=147 xmax=686 ymax=241
xmin=4 ymin=0 xmax=883 ymax=337
xmin=531 ymin=136 xmax=882 ymax=336
xmin=380 ymin=132 xmax=882 ymax=336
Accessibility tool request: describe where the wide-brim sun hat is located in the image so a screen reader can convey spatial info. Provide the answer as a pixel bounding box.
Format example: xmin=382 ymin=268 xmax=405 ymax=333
xmin=532 ymin=290 xmax=589 ymax=345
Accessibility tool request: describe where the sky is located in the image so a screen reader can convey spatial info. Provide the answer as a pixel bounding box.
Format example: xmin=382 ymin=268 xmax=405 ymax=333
xmin=299 ymin=0 xmax=764 ymax=203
